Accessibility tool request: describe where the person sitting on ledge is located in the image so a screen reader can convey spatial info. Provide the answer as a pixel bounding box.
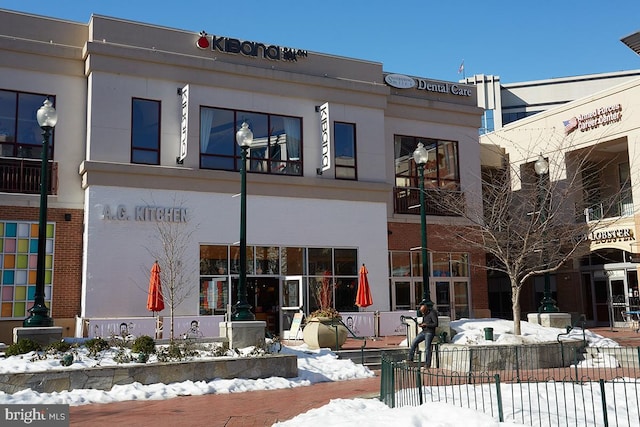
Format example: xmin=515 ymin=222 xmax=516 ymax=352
xmin=407 ymin=301 xmax=438 ymax=368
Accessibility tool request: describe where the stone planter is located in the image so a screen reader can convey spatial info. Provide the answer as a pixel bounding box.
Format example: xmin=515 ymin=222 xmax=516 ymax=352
xmin=303 ymin=317 xmax=348 ymax=350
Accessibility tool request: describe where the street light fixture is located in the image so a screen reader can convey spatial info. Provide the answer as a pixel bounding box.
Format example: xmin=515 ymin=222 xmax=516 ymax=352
xmin=534 ymin=154 xmax=559 ymax=313
xmin=24 ymin=98 xmax=57 ymax=327
xmin=233 ymin=121 xmax=255 ymax=321
xmin=413 ymin=142 xmax=433 ymax=306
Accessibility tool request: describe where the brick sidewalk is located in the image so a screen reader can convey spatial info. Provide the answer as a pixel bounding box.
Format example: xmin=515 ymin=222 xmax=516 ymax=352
xmin=68 ymin=328 xmax=638 ymax=426
xmin=68 ymin=375 xmax=380 ymax=427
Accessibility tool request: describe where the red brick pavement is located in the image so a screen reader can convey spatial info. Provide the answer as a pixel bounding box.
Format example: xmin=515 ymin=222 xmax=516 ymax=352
xmin=67 ymin=328 xmax=639 ymax=426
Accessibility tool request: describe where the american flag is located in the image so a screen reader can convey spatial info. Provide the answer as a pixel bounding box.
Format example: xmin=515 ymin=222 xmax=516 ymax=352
xmin=458 ymin=60 xmax=464 ymax=74
xmin=563 ymin=117 xmax=578 ymax=135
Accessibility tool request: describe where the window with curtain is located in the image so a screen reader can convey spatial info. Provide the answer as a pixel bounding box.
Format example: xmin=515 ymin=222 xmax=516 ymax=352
xmin=334 ymin=122 xmax=356 ymax=180
xmin=393 ymin=135 xmax=459 ymax=190
xmin=131 ymin=98 xmax=160 ymax=165
xmin=0 ymin=90 xmax=55 ymax=159
xmin=200 ymin=107 xmax=302 ymax=176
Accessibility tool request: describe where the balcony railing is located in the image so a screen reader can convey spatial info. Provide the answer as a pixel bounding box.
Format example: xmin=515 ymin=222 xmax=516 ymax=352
xmin=0 ymin=157 xmax=58 ymax=195
xmin=393 ymin=187 xmax=464 ymax=216
xmin=581 ymin=192 xmax=634 ymax=223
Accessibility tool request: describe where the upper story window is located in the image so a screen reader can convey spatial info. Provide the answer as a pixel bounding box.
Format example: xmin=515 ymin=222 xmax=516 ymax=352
xmin=334 ymin=122 xmax=357 ymax=180
xmin=200 ymin=107 xmax=302 ymax=176
xmin=131 ymin=98 xmax=161 ymax=165
xmin=0 ymin=90 xmax=55 ymax=159
xmin=394 ymin=135 xmax=460 ymax=190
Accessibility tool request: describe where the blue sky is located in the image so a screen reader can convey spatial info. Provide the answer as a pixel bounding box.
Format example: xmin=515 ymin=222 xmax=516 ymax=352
xmin=2 ymin=0 xmax=639 ymax=83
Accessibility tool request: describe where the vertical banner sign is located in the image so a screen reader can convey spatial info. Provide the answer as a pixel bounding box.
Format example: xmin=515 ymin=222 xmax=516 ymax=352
xmin=319 ymin=102 xmax=331 ymax=172
xmin=178 ymin=84 xmax=189 ymax=163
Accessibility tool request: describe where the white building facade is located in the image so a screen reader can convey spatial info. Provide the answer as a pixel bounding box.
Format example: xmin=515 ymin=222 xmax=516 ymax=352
xmin=0 ymin=10 xmax=486 ymax=341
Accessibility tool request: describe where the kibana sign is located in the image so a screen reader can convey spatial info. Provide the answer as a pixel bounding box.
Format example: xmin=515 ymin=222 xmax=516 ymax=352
xmin=195 ymin=31 xmax=308 ymax=62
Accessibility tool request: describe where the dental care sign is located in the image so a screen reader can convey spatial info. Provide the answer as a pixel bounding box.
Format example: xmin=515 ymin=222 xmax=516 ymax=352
xmin=319 ymin=102 xmax=331 ymax=172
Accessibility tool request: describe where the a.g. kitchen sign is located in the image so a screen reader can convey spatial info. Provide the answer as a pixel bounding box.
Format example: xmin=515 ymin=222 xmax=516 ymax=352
xmin=101 ymin=204 xmax=189 ymax=223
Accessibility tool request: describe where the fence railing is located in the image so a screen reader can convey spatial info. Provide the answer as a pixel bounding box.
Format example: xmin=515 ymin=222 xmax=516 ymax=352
xmin=393 ymin=187 xmax=464 ymax=216
xmin=380 ymin=345 xmax=640 ymax=426
xmin=0 ymin=157 xmax=58 ymax=195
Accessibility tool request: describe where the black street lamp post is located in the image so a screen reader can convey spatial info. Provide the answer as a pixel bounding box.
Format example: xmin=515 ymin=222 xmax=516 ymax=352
xmin=233 ymin=121 xmax=255 ymax=321
xmin=413 ymin=142 xmax=433 ymax=306
xmin=24 ymin=98 xmax=57 ymax=327
xmin=534 ymin=154 xmax=559 ymax=313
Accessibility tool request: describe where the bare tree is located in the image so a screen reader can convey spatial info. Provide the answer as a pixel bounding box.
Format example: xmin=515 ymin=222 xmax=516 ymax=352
xmin=146 ymin=195 xmax=199 ymax=341
xmin=430 ymin=138 xmax=624 ymax=335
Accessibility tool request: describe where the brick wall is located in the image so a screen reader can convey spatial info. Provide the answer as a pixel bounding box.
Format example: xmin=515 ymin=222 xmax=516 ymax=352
xmin=387 ymin=221 xmax=489 ymax=312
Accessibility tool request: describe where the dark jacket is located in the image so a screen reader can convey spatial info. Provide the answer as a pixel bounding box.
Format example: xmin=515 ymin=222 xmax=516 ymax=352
xmin=420 ymin=308 xmax=439 ymax=334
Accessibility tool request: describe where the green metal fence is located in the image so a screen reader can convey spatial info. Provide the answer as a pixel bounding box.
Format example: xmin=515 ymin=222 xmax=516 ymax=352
xmin=380 ymin=345 xmax=640 ymax=426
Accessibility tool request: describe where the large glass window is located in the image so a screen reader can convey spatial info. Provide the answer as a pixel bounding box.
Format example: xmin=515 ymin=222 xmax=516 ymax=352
xmin=394 ymin=135 xmax=459 ymax=190
xmin=198 ymin=245 xmax=357 ymax=316
xmin=0 ymin=91 xmax=55 ymax=159
xmin=334 ymin=122 xmax=356 ymax=180
xmin=200 ymin=107 xmax=302 ymax=176
xmin=390 ymin=250 xmax=470 ymax=318
xmin=131 ymin=98 xmax=160 ymax=165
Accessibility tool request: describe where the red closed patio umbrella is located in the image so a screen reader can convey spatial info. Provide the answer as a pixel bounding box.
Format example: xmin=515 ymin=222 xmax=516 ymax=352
xmin=355 ymin=264 xmax=373 ymax=308
xmin=147 ymin=261 xmax=165 ymax=314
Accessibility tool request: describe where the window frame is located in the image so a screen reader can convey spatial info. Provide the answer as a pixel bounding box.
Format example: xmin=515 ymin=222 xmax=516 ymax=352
xmin=199 ymin=106 xmax=303 ymax=176
xmin=0 ymin=90 xmax=56 ymax=159
xmin=131 ymin=97 xmax=161 ymax=165
xmin=393 ymin=134 xmax=460 ymax=190
xmin=334 ymin=121 xmax=357 ymax=180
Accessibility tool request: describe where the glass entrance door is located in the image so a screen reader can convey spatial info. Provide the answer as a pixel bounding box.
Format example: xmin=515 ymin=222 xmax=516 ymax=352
xmin=280 ymin=276 xmax=303 ymax=339
xmin=435 ymin=281 xmax=450 ymax=317
xmin=610 ymin=276 xmax=627 ymax=327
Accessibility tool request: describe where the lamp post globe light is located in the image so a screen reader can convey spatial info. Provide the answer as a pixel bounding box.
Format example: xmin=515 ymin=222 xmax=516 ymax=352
xmin=534 ymin=154 xmax=559 ymax=313
xmin=233 ymin=121 xmax=255 ymax=321
xmin=24 ymin=99 xmax=57 ymax=327
xmin=413 ymin=142 xmax=433 ymax=307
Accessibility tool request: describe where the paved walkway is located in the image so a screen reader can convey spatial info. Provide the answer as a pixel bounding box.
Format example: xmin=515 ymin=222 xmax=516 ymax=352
xmin=68 ymin=327 xmax=640 ymax=426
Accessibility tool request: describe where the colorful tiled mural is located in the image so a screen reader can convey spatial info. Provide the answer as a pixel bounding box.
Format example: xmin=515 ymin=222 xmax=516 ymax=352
xmin=0 ymin=221 xmax=54 ymax=318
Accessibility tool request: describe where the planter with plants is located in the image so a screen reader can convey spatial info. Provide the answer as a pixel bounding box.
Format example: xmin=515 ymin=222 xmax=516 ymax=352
xmin=302 ymin=274 xmax=348 ymax=350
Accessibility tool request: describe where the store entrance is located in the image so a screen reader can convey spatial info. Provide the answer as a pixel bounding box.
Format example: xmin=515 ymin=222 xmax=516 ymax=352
xmin=251 ymin=277 xmax=279 ymax=335
xmin=588 ymin=266 xmax=639 ymax=327
xmin=231 ymin=277 xmax=280 ymax=334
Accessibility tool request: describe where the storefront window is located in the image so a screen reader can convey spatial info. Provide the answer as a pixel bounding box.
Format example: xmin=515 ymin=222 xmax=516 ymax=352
xmin=454 ymin=281 xmax=469 ymax=318
xmin=308 ymin=275 xmax=333 ymax=313
xmin=451 ymin=253 xmax=469 ymax=277
xmin=230 ymin=245 xmax=253 ymax=275
xmin=255 ymin=246 xmax=279 ymax=275
xmin=432 ymin=252 xmax=451 ymax=277
xmin=390 ymin=251 xmax=411 ymax=277
xmin=199 ymin=277 xmax=228 ymax=315
xmin=335 ymin=277 xmax=358 ymax=312
xmin=308 ymin=248 xmax=332 ymax=275
xmin=200 ymin=245 xmax=228 ymax=275
xmin=334 ymin=248 xmax=357 ymax=275
xmin=199 ymin=245 xmax=357 ymax=316
xmin=281 ymin=247 xmax=305 ymax=275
